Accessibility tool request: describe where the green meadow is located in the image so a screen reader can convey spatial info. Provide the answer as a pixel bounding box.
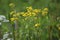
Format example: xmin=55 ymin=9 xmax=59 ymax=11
xmin=0 ymin=0 xmax=60 ymax=40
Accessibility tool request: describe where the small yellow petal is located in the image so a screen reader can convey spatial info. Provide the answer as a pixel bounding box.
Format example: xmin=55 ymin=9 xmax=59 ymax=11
xmin=35 ymin=23 xmax=40 ymax=27
xmin=44 ymin=8 xmax=48 ymax=11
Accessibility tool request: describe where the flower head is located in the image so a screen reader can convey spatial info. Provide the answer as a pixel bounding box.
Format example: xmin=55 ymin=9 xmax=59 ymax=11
xmin=44 ymin=8 xmax=48 ymax=11
xmin=10 ymin=11 xmax=16 ymax=15
xmin=9 ymin=3 xmax=15 ymax=8
xmin=26 ymin=6 xmax=33 ymax=11
xmin=10 ymin=18 xmax=18 ymax=21
xmin=42 ymin=11 xmax=48 ymax=16
xmin=34 ymin=23 xmax=40 ymax=27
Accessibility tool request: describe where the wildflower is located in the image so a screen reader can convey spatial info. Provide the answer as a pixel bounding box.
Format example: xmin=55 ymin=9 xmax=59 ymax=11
xmin=10 ymin=11 xmax=16 ymax=15
xmin=42 ymin=8 xmax=48 ymax=16
xmin=22 ymin=13 xmax=27 ymax=17
xmin=44 ymin=8 xmax=48 ymax=11
xmin=3 ymin=32 xmax=9 ymax=39
xmin=33 ymin=9 xmax=41 ymax=13
xmin=27 ymin=12 xmax=32 ymax=16
xmin=0 ymin=15 xmax=9 ymax=22
xmin=26 ymin=6 xmax=33 ymax=11
xmin=42 ymin=11 xmax=48 ymax=16
xmin=34 ymin=23 xmax=40 ymax=27
xmin=10 ymin=18 xmax=15 ymax=21
xmin=0 ymin=15 xmax=6 ymax=21
xmin=9 ymin=3 xmax=15 ymax=8
xmin=3 ymin=19 xmax=9 ymax=22
xmin=32 ymin=12 xmax=36 ymax=16
xmin=20 ymin=12 xmax=25 ymax=15
xmin=10 ymin=18 xmax=18 ymax=21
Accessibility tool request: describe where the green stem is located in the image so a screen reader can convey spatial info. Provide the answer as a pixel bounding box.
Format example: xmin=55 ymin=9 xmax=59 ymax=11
xmin=49 ymin=26 xmax=52 ymax=40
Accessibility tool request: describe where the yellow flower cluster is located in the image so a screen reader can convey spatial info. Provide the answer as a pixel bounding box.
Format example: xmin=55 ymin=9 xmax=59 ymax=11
xmin=42 ymin=8 xmax=48 ymax=16
xmin=10 ymin=11 xmax=19 ymax=21
xmin=33 ymin=9 xmax=41 ymax=13
xmin=21 ymin=6 xmax=41 ymax=17
xmin=10 ymin=6 xmax=49 ymax=21
xmin=10 ymin=11 xmax=21 ymax=16
xmin=26 ymin=6 xmax=33 ymax=11
xmin=21 ymin=7 xmax=48 ymax=17
xmin=10 ymin=18 xmax=18 ymax=21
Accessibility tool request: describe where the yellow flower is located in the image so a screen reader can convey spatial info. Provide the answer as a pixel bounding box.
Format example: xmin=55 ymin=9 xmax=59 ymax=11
xmin=32 ymin=12 xmax=36 ymax=16
xmin=20 ymin=12 xmax=27 ymax=17
xmin=44 ymin=8 xmax=48 ymax=11
xmin=10 ymin=18 xmax=18 ymax=21
xmin=10 ymin=18 xmax=15 ymax=21
xmin=10 ymin=11 xmax=16 ymax=15
xmin=33 ymin=9 xmax=41 ymax=13
xmin=22 ymin=13 xmax=27 ymax=17
xmin=9 ymin=3 xmax=15 ymax=8
xmin=35 ymin=23 xmax=40 ymax=27
xmin=22 ymin=12 xmax=32 ymax=17
xmin=42 ymin=11 xmax=48 ymax=16
xmin=26 ymin=6 xmax=33 ymax=11
xmin=20 ymin=12 xmax=25 ymax=15
xmin=27 ymin=12 xmax=32 ymax=16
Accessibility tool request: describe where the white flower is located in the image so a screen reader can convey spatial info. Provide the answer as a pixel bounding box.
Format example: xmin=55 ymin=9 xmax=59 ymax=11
xmin=0 ymin=15 xmax=6 ymax=21
xmin=3 ymin=32 xmax=9 ymax=39
xmin=0 ymin=15 xmax=9 ymax=22
xmin=0 ymin=17 xmax=3 ymax=21
xmin=3 ymin=19 xmax=9 ymax=22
